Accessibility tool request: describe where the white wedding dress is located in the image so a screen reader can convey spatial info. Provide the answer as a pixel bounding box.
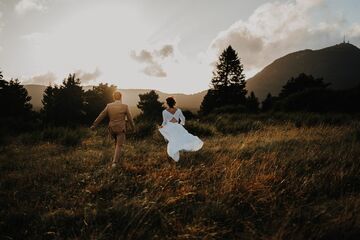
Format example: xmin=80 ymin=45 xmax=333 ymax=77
xmin=158 ymin=108 xmax=203 ymax=161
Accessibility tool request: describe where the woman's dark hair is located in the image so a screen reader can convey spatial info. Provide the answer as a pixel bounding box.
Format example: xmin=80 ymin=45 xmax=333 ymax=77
xmin=166 ymin=96 xmax=176 ymax=108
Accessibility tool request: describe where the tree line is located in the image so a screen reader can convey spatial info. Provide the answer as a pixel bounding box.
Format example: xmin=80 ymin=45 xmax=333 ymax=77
xmin=199 ymin=45 xmax=360 ymax=115
xmin=0 ymin=71 xmax=167 ymax=132
xmin=1 ymin=45 xmax=360 ymax=133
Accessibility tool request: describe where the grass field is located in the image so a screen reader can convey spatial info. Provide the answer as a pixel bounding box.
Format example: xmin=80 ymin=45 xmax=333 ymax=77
xmin=1 ymin=115 xmax=360 ymax=239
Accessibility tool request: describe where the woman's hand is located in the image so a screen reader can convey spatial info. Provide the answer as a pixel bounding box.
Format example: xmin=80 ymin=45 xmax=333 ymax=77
xmin=158 ymin=125 xmax=163 ymax=129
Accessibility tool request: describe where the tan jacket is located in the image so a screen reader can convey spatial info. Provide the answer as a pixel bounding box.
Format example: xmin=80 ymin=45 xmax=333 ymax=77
xmin=92 ymin=100 xmax=135 ymax=133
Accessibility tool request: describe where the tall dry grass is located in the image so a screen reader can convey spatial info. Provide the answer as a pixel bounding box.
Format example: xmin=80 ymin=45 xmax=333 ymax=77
xmin=1 ymin=118 xmax=360 ymax=239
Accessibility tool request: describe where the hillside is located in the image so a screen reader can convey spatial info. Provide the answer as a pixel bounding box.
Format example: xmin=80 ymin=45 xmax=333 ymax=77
xmin=1 ymin=114 xmax=360 ymax=239
xmin=25 ymin=85 xmax=207 ymax=115
xmin=246 ymin=43 xmax=360 ymax=99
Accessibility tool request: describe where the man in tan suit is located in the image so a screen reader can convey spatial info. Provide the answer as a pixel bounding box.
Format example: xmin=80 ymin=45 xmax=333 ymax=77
xmin=91 ymin=91 xmax=135 ymax=168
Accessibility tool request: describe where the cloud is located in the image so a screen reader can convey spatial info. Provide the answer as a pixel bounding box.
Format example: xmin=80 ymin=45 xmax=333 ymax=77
xmin=349 ymin=24 xmax=360 ymax=38
xmin=209 ymin=0 xmax=360 ymax=77
xmin=131 ymin=44 xmax=174 ymax=77
xmin=0 ymin=11 xmax=3 ymax=30
xmin=74 ymin=68 xmax=102 ymax=84
xmin=0 ymin=12 xmax=3 ymax=52
xmin=142 ymin=63 xmax=167 ymax=78
xmin=156 ymin=44 xmax=174 ymax=58
xmin=130 ymin=50 xmax=154 ymax=64
xmin=296 ymin=0 xmax=324 ymax=9
xmin=21 ymin=32 xmax=49 ymax=42
xmin=15 ymin=0 xmax=47 ymax=15
xmin=24 ymin=72 xmax=57 ymax=85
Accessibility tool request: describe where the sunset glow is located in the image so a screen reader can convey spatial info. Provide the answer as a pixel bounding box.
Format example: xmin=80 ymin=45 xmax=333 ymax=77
xmin=1 ymin=0 xmax=359 ymax=93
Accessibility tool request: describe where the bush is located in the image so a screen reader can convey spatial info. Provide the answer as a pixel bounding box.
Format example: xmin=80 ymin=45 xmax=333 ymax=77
xmin=212 ymin=105 xmax=247 ymax=114
xmin=42 ymin=127 xmax=65 ymax=141
xmin=182 ymin=110 xmax=196 ymax=120
xmin=129 ymin=122 xmax=156 ymax=139
xmin=20 ymin=131 xmax=42 ymax=145
xmin=185 ymin=121 xmax=216 ymax=137
xmin=60 ymin=130 xmax=85 ymax=147
xmin=19 ymin=127 xmax=88 ymax=147
xmin=215 ymin=117 xmax=262 ymax=135
xmin=270 ymin=112 xmax=355 ymax=128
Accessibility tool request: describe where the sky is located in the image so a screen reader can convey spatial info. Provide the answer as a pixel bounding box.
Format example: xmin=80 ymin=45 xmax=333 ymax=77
xmin=0 ymin=0 xmax=360 ymax=94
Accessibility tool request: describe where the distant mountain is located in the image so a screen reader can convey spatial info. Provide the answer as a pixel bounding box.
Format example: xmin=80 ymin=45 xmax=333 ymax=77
xmin=27 ymin=43 xmax=359 ymax=111
xmin=246 ymin=43 xmax=360 ymax=100
xmin=25 ymin=85 xmax=207 ymax=115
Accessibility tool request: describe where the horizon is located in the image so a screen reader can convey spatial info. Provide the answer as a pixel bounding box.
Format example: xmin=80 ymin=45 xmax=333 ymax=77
xmin=24 ymin=83 xmax=208 ymax=95
xmin=22 ymin=41 xmax=360 ymax=96
xmin=1 ymin=0 xmax=360 ymax=94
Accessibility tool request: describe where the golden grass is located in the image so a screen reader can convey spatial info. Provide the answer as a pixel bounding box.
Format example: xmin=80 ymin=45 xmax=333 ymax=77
xmin=1 ymin=122 xmax=360 ymax=239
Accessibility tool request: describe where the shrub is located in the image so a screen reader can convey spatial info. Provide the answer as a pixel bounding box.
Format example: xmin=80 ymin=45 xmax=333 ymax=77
xmin=59 ymin=129 xmax=85 ymax=147
xmin=20 ymin=131 xmax=42 ymax=145
xmin=23 ymin=127 xmax=89 ymax=147
xmin=129 ymin=121 xmax=156 ymax=139
xmin=212 ymin=105 xmax=247 ymax=114
xmin=42 ymin=127 xmax=65 ymax=141
xmin=182 ymin=110 xmax=196 ymax=120
xmin=215 ymin=118 xmax=262 ymax=134
xmin=185 ymin=121 xmax=216 ymax=137
xmin=345 ymin=127 xmax=360 ymax=143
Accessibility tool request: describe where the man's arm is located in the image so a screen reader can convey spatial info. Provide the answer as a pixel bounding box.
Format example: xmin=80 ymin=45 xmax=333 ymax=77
xmin=126 ymin=105 xmax=135 ymax=131
xmin=91 ymin=105 xmax=108 ymax=129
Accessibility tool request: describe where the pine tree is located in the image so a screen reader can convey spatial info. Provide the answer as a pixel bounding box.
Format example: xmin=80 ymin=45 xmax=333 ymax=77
xmin=0 ymin=75 xmax=32 ymax=119
xmin=200 ymin=89 xmax=219 ymax=115
xmin=137 ymin=90 xmax=164 ymax=121
xmin=41 ymin=74 xmax=85 ymax=125
xmin=200 ymin=45 xmax=247 ymax=114
xmin=279 ymin=73 xmax=330 ymax=98
xmin=246 ymin=91 xmax=259 ymax=113
xmin=41 ymin=85 xmax=60 ymax=122
xmin=261 ymin=93 xmax=274 ymax=112
xmin=84 ymin=83 xmax=117 ymax=124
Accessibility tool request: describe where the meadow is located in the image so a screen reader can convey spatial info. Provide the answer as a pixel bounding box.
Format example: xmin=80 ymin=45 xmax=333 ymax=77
xmin=1 ymin=113 xmax=360 ymax=239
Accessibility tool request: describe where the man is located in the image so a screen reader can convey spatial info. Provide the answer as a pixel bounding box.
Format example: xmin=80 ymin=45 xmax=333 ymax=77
xmin=91 ymin=91 xmax=135 ymax=168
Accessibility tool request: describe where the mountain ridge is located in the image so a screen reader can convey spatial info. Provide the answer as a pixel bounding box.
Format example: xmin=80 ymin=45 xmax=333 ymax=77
xmin=24 ymin=43 xmax=360 ymax=112
xmin=24 ymin=84 xmax=207 ymax=115
xmin=246 ymin=43 xmax=360 ymax=99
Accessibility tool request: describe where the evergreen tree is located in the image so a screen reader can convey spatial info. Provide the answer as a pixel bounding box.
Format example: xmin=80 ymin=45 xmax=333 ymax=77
xmin=41 ymin=85 xmax=60 ymax=123
xmin=84 ymin=83 xmax=117 ymax=123
xmin=246 ymin=91 xmax=259 ymax=113
xmin=199 ymin=89 xmax=219 ymax=115
xmin=279 ymin=73 xmax=330 ymax=98
xmin=137 ymin=90 xmax=164 ymax=121
xmin=0 ymin=71 xmax=4 ymax=85
xmin=261 ymin=93 xmax=274 ymax=112
xmin=0 ymin=74 xmax=32 ymax=119
xmin=200 ymin=45 xmax=247 ymax=114
xmin=42 ymin=74 xmax=85 ymax=125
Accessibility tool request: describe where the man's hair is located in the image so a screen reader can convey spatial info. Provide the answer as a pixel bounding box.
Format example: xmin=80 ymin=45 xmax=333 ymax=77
xmin=113 ymin=91 xmax=122 ymax=100
xmin=166 ymin=96 xmax=176 ymax=108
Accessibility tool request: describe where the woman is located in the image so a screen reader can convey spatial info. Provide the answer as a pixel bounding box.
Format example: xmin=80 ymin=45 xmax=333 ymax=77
xmin=158 ymin=96 xmax=203 ymax=161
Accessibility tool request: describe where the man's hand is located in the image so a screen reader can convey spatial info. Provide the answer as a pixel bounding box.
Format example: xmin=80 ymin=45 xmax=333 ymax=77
xmin=90 ymin=125 xmax=95 ymax=130
xmin=158 ymin=125 xmax=163 ymax=129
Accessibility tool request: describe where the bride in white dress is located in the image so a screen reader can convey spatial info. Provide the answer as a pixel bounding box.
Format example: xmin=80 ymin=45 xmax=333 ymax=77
xmin=158 ymin=97 xmax=203 ymax=161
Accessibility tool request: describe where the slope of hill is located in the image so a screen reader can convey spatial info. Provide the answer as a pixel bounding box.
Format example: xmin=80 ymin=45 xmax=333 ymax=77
xmin=246 ymin=43 xmax=360 ymax=99
xmin=24 ymin=85 xmax=207 ymax=115
xmin=2 ymin=116 xmax=360 ymax=239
